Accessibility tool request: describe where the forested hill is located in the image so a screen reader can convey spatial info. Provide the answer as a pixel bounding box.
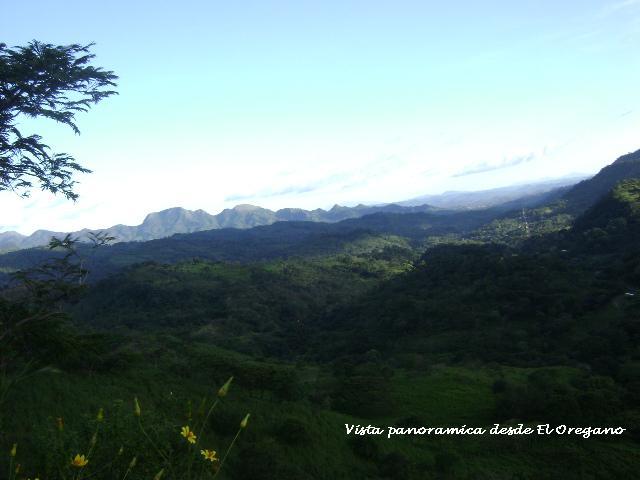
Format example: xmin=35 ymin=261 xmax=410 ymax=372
xmin=573 ymin=178 xmax=640 ymax=233
xmin=3 ymin=157 xmax=640 ymax=479
xmin=1 ymin=149 xmax=640 ymax=283
xmin=1 ymin=149 xmax=639 ymax=289
xmin=1 ymin=177 xmax=588 ymax=252
xmin=0 ymin=203 xmax=441 ymax=252
xmin=69 ymin=176 xmax=640 ymax=358
xmin=314 ymin=175 xmax=640 ymax=369
xmin=472 ymin=148 xmax=640 ymax=243
xmin=0 ymin=207 xmax=499 ymax=282
xmin=60 ymin=176 xmax=640 ymax=360
xmin=563 ymin=149 xmax=640 ymax=212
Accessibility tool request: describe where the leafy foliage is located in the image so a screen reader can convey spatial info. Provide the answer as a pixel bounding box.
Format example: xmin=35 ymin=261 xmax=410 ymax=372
xmin=0 ymin=41 xmax=117 ymax=199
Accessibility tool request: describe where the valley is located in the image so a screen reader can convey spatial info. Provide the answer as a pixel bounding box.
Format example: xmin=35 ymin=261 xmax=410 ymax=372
xmin=2 ymin=150 xmax=640 ymax=479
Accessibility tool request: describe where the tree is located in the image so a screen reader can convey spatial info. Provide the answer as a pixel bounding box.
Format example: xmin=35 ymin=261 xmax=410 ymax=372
xmin=0 ymin=41 xmax=117 ymax=414
xmin=0 ymin=41 xmax=117 ymax=200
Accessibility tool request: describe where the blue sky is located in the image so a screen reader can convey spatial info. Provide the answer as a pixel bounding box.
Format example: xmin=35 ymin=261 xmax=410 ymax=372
xmin=2 ymin=0 xmax=640 ymax=234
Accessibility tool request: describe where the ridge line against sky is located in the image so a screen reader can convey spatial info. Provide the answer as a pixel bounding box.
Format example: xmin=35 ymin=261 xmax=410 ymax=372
xmin=2 ymin=0 xmax=639 ymax=234
xmin=1 ymin=174 xmax=588 ymax=237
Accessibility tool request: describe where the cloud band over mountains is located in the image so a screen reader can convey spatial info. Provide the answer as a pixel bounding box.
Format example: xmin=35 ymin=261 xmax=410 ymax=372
xmin=453 ymin=153 xmax=536 ymax=177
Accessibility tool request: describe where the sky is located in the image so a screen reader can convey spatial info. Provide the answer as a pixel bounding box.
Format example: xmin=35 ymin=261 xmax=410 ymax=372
xmin=1 ymin=0 xmax=640 ymax=235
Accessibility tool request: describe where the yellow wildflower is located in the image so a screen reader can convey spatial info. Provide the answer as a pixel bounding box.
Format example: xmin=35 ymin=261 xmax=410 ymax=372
xmin=217 ymin=376 xmax=234 ymax=398
xmin=200 ymin=449 xmax=218 ymax=462
xmin=9 ymin=443 xmax=17 ymax=457
xmin=97 ymin=407 xmax=104 ymax=422
xmin=71 ymin=454 xmax=89 ymax=467
xmin=180 ymin=425 xmax=197 ymax=444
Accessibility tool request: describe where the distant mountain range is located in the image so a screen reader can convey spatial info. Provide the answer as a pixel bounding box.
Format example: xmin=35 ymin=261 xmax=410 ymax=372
xmin=0 ymin=177 xmax=590 ymax=253
xmin=398 ymin=176 xmax=587 ymax=210
xmin=0 ymin=148 xmax=639 ymax=285
xmin=0 ymin=203 xmax=443 ymax=252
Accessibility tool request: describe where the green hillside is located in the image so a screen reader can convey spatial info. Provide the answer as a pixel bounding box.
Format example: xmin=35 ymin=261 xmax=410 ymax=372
xmin=0 ymin=208 xmax=496 ymax=283
xmin=470 ymin=149 xmax=640 ymax=245
xmin=2 ymin=170 xmax=640 ymax=477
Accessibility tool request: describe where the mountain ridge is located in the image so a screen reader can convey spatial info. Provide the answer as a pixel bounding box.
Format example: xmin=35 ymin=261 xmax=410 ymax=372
xmin=562 ymin=149 xmax=640 ymax=212
xmin=0 ymin=178 xmax=586 ymax=252
xmin=399 ymin=175 xmax=587 ymax=209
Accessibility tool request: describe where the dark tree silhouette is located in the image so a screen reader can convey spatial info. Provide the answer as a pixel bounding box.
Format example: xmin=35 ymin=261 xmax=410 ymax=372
xmin=0 ymin=41 xmax=117 ymax=200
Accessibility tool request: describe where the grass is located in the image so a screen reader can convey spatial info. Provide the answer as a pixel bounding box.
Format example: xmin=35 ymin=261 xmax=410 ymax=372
xmin=3 ymin=338 xmax=639 ymax=479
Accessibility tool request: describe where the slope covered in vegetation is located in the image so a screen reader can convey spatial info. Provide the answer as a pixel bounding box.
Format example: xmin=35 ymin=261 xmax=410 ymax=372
xmin=2 ymin=164 xmax=640 ymax=478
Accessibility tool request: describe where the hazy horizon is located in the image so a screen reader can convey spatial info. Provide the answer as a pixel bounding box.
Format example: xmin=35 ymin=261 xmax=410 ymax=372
xmin=2 ymin=0 xmax=639 ymax=234
xmin=0 ymin=172 xmax=591 ymax=236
